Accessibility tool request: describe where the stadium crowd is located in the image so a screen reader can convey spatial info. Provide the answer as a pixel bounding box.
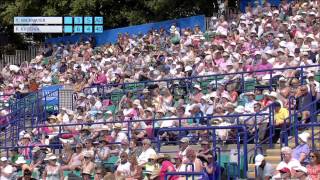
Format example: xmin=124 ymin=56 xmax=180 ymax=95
xmin=1 ymin=0 xmax=320 ymax=179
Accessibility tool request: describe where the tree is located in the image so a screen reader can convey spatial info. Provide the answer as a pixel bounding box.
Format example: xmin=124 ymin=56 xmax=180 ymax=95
xmin=0 ymin=0 xmax=218 ymax=49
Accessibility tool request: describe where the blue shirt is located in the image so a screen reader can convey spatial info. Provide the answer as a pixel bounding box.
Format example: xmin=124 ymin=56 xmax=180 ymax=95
xmin=292 ymin=143 xmax=310 ymax=163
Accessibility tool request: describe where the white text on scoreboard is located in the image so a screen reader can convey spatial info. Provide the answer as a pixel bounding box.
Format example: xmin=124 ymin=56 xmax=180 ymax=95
xmin=14 ymin=26 xmax=63 ymax=33
xmin=14 ymin=17 xmax=63 ymax=24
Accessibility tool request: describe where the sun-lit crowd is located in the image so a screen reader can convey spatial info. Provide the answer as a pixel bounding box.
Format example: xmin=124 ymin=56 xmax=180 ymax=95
xmin=1 ymin=0 xmax=320 ymax=179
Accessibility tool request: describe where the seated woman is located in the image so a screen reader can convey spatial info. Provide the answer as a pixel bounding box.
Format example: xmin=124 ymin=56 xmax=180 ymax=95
xmin=292 ymin=132 xmax=310 ymax=165
xmin=126 ymin=155 xmax=142 ymax=180
xmin=81 ymin=151 xmax=96 ymax=180
xmin=306 ymin=151 xmax=320 ymax=180
xmin=61 ymin=143 xmax=83 ymax=171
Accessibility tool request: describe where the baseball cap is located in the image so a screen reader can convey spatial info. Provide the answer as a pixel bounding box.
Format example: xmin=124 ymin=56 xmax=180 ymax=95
xmin=254 ymin=154 xmax=265 ymax=166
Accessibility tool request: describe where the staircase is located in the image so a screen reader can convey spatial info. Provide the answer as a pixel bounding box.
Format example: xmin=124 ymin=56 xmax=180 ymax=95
xmin=247 ymin=125 xmax=320 ymax=179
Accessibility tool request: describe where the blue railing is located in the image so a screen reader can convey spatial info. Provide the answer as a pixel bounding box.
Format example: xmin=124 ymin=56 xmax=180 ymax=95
xmin=84 ymin=65 xmax=320 ymax=95
xmin=158 ymin=125 xmax=248 ymax=178
xmin=281 ymin=98 xmax=320 ymax=149
xmin=243 ymin=102 xmax=276 ymax=156
xmin=0 ymin=89 xmax=60 ymax=147
xmin=165 ymin=172 xmax=209 ymax=180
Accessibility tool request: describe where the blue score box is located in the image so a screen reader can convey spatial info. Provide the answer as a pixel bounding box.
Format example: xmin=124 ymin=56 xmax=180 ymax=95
xmin=64 ymin=17 xmax=73 ymax=24
xmin=64 ymin=25 xmax=73 ymax=33
xmin=74 ymin=25 xmax=83 ymax=33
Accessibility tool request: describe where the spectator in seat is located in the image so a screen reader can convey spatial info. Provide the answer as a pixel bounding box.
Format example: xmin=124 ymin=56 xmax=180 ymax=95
xmin=81 ymin=151 xmax=95 ymax=180
xmin=254 ymin=154 xmax=274 ymax=180
xmin=137 ymin=139 xmax=157 ymax=166
xmin=295 ymin=85 xmax=313 ymax=123
xmin=42 ymin=155 xmax=64 ymax=180
xmin=273 ymin=147 xmax=301 ymax=179
xmin=157 ymin=154 xmax=178 ymax=180
xmin=272 ymin=101 xmax=289 ymax=143
xmin=198 ymin=140 xmax=211 ymax=157
xmin=111 ymin=123 xmax=128 ymax=143
xmin=29 ymin=146 xmax=46 ymax=173
xmin=93 ymin=166 xmax=106 ymax=180
xmin=292 ymin=132 xmax=310 ymax=165
xmin=182 ymin=148 xmax=203 ymax=178
xmin=9 ymin=148 xmax=21 ymax=164
xmin=61 ymin=143 xmax=83 ymax=171
xmin=115 ymin=152 xmax=131 ymax=178
xmin=126 ymin=155 xmax=142 ymax=180
xmin=178 ymin=137 xmax=191 ymax=161
xmin=306 ymin=151 xmax=320 ymax=180
xmin=291 ymin=164 xmax=309 ymax=180
xmin=17 ymin=169 xmax=36 ymax=180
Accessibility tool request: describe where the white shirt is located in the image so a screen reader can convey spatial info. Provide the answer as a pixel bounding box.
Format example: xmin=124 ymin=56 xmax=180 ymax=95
xmin=275 ymin=158 xmax=301 ymax=177
xmin=244 ymin=100 xmax=257 ymax=113
xmin=111 ymin=131 xmax=127 ymax=143
xmin=116 ymin=161 xmax=131 ymax=176
xmin=137 ymin=148 xmax=156 ymax=165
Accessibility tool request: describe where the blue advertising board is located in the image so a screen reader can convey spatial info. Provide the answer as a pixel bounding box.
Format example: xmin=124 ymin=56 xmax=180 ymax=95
xmin=46 ymin=15 xmax=205 ymax=46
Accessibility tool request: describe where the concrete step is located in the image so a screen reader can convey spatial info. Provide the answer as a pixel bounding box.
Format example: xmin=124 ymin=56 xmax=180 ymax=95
xmin=273 ymin=143 xmax=295 ymax=149
xmin=247 ymin=171 xmax=255 ymax=179
xmin=265 ymin=156 xmax=281 ymax=163
xmin=266 ymin=149 xmax=281 ymax=156
xmin=248 ymin=164 xmax=255 ymax=172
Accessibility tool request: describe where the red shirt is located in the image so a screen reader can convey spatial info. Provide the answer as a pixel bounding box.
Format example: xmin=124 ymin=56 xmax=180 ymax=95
xmin=159 ymin=160 xmax=179 ymax=180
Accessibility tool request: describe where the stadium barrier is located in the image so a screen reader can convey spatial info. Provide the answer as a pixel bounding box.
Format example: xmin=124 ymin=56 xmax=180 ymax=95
xmin=281 ymin=98 xmax=320 ymax=150
xmin=46 ymin=15 xmax=206 ymax=46
xmin=158 ymin=125 xmax=248 ymax=178
xmin=0 ymin=88 xmax=60 ymax=147
xmin=0 ymin=46 xmax=38 ymax=68
xmin=83 ymin=65 xmax=320 ymax=108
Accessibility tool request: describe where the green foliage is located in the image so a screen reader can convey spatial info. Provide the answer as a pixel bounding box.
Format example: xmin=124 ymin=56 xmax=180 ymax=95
xmin=0 ymin=0 xmax=217 ymax=47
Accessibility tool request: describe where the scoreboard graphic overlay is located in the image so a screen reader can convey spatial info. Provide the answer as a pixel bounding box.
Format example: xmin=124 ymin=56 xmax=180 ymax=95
xmin=14 ymin=16 xmax=103 ymax=33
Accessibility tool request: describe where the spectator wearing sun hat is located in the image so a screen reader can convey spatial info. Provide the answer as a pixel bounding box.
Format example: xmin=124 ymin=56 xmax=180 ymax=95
xmin=111 ymin=123 xmax=127 ymax=143
xmin=42 ymin=155 xmax=64 ymax=180
xmin=292 ymin=132 xmax=310 ymax=164
xmin=81 ymin=151 xmax=96 ymax=180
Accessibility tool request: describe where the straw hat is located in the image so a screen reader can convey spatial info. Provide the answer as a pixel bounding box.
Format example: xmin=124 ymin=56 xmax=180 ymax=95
xmin=113 ymin=123 xmax=122 ymax=129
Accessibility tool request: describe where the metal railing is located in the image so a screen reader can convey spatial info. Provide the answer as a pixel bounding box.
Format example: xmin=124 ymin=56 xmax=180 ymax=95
xmin=243 ymin=102 xmax=276 ymax=154
xmin=281 ymin=98 xmax=320 ymax=149
xmin=158 ymin=125 xmax=248 ymax=178
xmin=0 ymin=89 xmax=60 ymax=147
xmin=0 ymin=46 xmax=38 ymax=68
xmin=83 ymin=65 xmax=320 ymax=106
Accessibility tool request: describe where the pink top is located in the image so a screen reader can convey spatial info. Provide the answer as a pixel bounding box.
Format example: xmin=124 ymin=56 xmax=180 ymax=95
xmin=255 ymin=63 xmax=273 ymax=75
xmin=306 ymin=164 xmax=320 ymax=180
xmin=159 ymin=160 xmax=179 ymax=180
xmin=94 ymin=73 xmax=107 ymax=84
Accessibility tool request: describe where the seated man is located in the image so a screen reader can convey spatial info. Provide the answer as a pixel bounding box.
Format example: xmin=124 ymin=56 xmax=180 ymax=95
xmin=254 ymin=154 xmax=274 ymax=180
xmin=272 ymin=101 xmax=289 ymax=143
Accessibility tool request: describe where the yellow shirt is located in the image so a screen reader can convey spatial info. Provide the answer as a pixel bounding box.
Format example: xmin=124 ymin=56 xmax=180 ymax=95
xmin=275 ymin=108 xmax=289 ymax=125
